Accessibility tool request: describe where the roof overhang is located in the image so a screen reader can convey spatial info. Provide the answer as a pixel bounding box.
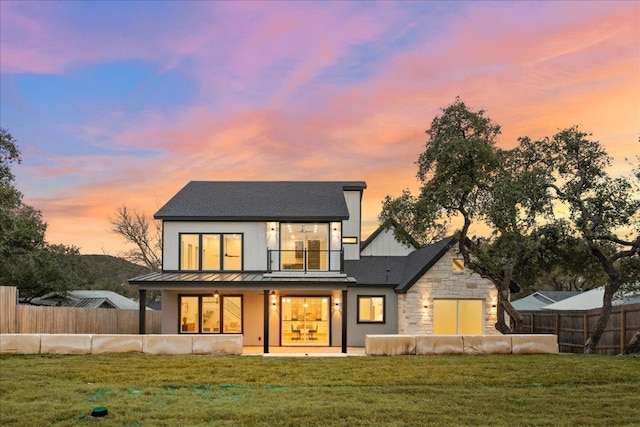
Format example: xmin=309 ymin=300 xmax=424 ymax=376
xmin=129 ymin=271 xmax=355 ymax=291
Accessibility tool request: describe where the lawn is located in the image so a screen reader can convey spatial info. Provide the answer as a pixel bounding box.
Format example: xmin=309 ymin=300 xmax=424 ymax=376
xmin=1 ymin=353 xmax=638 ymax=426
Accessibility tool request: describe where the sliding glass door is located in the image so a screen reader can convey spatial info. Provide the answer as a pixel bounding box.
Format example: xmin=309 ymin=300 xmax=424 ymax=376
xmin=281 ymin=297 xmax=330 ymax=345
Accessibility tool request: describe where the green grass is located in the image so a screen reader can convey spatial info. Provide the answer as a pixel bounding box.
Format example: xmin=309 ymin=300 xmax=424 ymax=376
xmin=1 ymin=354 xmax=638 ymax=426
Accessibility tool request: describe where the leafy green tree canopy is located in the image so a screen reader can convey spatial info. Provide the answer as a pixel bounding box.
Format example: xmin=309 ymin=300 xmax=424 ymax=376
xmin=0 ymin=128 xmax=89 ymax=299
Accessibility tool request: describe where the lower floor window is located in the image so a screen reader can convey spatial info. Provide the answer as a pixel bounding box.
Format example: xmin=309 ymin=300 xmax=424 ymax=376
xmin=180 ymin=295 xmax=242 ymax=334
xmin=357 ymin=296 xmax=385 ymax=323
xmin=432 ymin=299 xmax=483 ymax=335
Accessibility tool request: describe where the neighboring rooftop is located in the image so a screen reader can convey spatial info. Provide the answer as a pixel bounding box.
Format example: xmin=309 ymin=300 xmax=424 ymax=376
xmin=22 ymin=290 xmax=150 ymax=310
xmin=512 ymin=290 xmax=582 ymax=311
xmin=155 ymin=181 xmax=366 ymax=221
xmin=543 ymin=287 xmax=640 ymax=311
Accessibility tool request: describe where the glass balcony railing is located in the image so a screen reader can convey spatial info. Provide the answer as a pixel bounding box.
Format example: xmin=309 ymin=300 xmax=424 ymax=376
xmin=267 ymin=249 xmax=343 ymax=273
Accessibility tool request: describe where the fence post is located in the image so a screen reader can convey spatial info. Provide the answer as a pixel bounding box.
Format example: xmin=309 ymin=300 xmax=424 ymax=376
xmin=583 ymin=314 xmax=589 ymax=347
xmin=620 ymin=308 xmax=627 ymax=354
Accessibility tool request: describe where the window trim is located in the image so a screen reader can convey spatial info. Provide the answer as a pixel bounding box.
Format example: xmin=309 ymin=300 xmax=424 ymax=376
xmin=452 ymin=258 xmax=465 ymax=273
xmin=357 ymin=295 xmax=386 ymax=324
xmin=178 ymin=232 xmax=244 ymax=271
xmin=178 ymin=294 xmax=244 ymax=335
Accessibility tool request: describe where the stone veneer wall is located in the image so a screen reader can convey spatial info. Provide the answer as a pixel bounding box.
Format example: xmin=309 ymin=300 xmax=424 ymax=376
xmin=0 ymin=334 xmax=243 ymax=355
xmin=398 ymin=248 xmax=500 ymax=335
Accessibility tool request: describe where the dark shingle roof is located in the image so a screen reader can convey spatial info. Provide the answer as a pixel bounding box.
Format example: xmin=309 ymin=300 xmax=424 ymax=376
xmin=395 ymin=236 xmax=458 ymax=292
xmin=344 ymin=256 xmax=408 ymax=286
xmin=155 ymin=181 xmax=366 ymax=221
xmin=345 ymin=237 xmax=457 ymax=290
xmin=349 ymin=236 xmax=520 ymax=294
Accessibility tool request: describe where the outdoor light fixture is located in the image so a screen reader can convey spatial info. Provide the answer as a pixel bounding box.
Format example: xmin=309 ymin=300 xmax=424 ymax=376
xmin=213 ymin=290 xmax=219 ymax=302
xmin=423 ymin=302 xmax=428 ymax=309
xmin=270 ymin=290 xmax=277 ymax=309
xmin=334 ymin=298 xmax=341 ymax=309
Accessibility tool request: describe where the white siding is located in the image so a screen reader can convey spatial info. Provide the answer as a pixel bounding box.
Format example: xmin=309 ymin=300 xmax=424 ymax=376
xmin=342 ymin=190 xmax=362 ymax=260
xmin=163 ymin=221 xmax=267 ymax=270
xmin=361 ymin=228 xmax=414 ymax=257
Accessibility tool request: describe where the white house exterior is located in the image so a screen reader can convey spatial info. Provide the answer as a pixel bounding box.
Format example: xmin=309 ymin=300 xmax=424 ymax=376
xmin=130 ymin=181 xmax=513 ymax=352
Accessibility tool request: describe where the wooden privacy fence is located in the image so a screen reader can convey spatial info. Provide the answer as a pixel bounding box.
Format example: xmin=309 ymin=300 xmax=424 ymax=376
xmin=0 ymin=286 xmax=161 ymax=334
xmin=520 ymin=303 xmax=640 ymax=355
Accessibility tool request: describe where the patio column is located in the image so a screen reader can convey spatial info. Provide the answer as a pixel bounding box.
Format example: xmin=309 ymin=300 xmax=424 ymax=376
xmin=138 ymin=289 xmax=147 ymax=334
xmin=263 ymin=289 xmax=270 ymax=354
xmin=341 ymin=289 xmax=348 ymax=353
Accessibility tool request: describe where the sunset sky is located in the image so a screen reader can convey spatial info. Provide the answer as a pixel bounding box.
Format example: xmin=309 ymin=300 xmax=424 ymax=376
xmin=1 ymin=1 xmax=638 ymax=256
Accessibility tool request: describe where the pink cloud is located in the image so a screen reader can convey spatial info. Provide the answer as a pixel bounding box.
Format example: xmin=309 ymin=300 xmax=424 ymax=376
xmin=11 ymin=1 xmax=639 ymax=255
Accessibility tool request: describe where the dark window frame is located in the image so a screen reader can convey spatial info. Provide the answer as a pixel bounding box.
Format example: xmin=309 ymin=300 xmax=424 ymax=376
xmin=178 ymin=294 xmax=244 ymax=335
xmin=178 ymin=232 xmax=244 ymax=271
xmin=357 ymin=295 xmax=386 ymax=324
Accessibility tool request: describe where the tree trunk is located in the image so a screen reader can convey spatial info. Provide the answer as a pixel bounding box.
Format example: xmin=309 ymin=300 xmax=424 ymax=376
xmin=495 ymin=287 xmax=522 ymax=334
xmin=623 ymin=330 xmax=640 ymax=355
xmin=584 ymin=284 xmax=617 ymax=354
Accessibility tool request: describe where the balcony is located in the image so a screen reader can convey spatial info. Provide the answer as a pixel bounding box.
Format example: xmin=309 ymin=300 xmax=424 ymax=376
xmin=267 ymin=249 xmax=343 ymax=273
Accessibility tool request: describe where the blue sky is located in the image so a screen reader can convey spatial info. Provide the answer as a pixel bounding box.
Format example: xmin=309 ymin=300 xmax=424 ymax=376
xmin=1 ymin=1 xmax=638 ymax=254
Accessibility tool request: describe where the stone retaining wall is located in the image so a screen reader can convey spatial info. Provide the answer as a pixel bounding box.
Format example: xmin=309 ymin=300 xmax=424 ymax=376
xmin=0 ymin=334 xmax=243 ymax=355
xmin=365 ymin=334 xmax=558 ymax=355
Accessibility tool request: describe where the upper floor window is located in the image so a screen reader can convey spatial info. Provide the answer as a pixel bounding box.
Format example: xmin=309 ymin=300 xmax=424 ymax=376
xmin=180 ymin=233 xmax=243 ymax=271
xmin=280 ymin=223 xmax=329 ymax=270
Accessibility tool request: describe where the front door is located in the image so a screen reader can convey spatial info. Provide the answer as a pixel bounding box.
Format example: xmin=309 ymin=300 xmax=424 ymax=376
xmin=281 ymin=297 xmax=330 ymax=345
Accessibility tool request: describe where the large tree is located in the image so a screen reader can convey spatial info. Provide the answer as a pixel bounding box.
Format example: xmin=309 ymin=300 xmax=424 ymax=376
xmin=381 ymin=99 xmax=550 ymax=333
xmin=109 ymin=206 xmax=162 ymax=272
xmin=380 ymin=101 xmax=639 ymax=350
xmin=537 ymin=127 xmax=639 ymax=353
xmin=0 ymin=128 xmax=89 ymax=298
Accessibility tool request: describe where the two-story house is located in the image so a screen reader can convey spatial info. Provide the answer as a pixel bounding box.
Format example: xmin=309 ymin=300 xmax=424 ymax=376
xmin=130 ymin=181 xmax=515 ymax=353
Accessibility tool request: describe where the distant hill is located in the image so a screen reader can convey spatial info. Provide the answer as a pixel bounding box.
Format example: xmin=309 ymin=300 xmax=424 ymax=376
xmin=81 ymin=255 xmax=151 ymax=298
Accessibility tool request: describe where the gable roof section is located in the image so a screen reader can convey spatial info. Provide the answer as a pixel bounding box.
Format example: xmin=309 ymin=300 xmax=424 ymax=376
xmin=155 ymin=181 xmax=366 ymax=221
xmin=391 ymin=236 xmax=520 ymax=294
xmin=395 ymin=236 xmax=458 ymax=293
xmin=345 ymin=237 xmax=459 ymax=290
xmin=360 ymin=219 xmax=419 ymax=253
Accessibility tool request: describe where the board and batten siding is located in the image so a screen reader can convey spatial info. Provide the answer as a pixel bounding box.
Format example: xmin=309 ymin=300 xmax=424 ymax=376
xmin=361 ymin=228 xmax=414 ymax=257
xmin=162 ymin=221 xmax=267 ymax=271
xmin=342 ymin=190 xmax=362 ymax=260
